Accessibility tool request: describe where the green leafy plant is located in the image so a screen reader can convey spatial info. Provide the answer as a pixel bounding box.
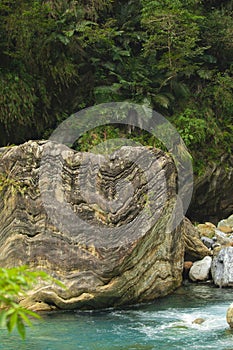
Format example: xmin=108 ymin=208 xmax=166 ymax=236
xmin=0 ymin=266 xmax=63 ymax=339
xmin=172 ymin=109 xmax=207 ymax=148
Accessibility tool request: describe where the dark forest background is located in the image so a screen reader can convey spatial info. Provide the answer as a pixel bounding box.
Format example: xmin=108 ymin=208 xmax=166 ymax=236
xmin=0 ymin=0 xmax=232 ymax=172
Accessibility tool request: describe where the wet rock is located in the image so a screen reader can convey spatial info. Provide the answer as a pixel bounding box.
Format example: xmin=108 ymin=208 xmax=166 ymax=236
xmin=189 ymin=256 xmax=212 ymax=282
xmin=192 ymin=318 xmax=205 ymax=325
xmin=227 ymin=304 xmax=233 ymax=329
xmin=211 ymin=247 xmax=233 ymax=287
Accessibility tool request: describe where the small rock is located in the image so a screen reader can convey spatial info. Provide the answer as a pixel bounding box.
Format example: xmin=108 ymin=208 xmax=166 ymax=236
xmin=218 ymin=215 xmax=233 ymax=229
xmin=214 ymin=229 xmax=231 ymax=245
xmin=226 ymin=304 xmax=233 ymax=329
xmin=183 ymin=261 xmax=193 ymax=279
xmin=184 ymin=261 xmax=193 ymax=270
xmin=205 ymin=222 xmax=216 ymax=228
xmin=192 ymin=318 xmax=205 ymax=325
xmin=201 ymin=236 xmax=214 ymax=249
xmin=197 ymin=223 xmax=215 ymax=238
xmin=189 ymin=256 xmax=212 ymax=282
xmin=218 ymin=226 xmax=233 ymax=234
xmin=212 ymin=243 xmax=221 ymax=250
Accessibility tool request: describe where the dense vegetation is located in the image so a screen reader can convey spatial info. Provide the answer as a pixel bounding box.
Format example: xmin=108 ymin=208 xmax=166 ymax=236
xmin=0 ymin=0 xmax=232 ymax=169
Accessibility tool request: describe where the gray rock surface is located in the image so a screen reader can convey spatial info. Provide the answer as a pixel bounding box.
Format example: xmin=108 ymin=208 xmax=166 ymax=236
xmin=211 ymin=247 xmax=233 ymax=287
xmin=214 ymin=229 xmax=232 ymax=245
xmin=201 ymin=236 xmax=214 ymax=249
xmin=189 ymin=256 xmax=212 ymax=282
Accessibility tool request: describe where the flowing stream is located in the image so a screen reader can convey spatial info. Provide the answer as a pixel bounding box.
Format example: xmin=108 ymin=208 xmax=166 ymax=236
xmin=1 ymin=283 xmax=233 ymax=350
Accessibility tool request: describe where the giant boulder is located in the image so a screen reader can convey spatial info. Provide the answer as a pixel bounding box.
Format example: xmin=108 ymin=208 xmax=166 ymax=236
xmin=0 ymin=141 xmax=185 ymax=310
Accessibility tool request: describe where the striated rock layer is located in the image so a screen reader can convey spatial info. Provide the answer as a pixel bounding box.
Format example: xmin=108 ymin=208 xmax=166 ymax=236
xmin=183 ymin=217 xmax=211 ymax=261
xmin=188 ymin=155 xmax=233 ymax=224
xmin=0 ymin=141 xmax=185 ymax=310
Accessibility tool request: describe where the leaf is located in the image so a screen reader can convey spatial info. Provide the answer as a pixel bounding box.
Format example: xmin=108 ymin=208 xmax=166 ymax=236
xmin=50 ymin=277 xmax=67 ymax=290
xmin=56 ymin=34 xmax=70 ymax=45
xmin=0 ymin=311 xmax=7 ymax=327
xmin=22 ymin=308 xmax=41 ymax=320
xmin=197 ymin=69 xmax=213 ymax=80
xmin=153 ymin=94 xmax=170 ymax=108
xmin=7 ymin=311 xmax=18 ymax=333
xmin=17 ymin=317 xmax=26 ymax=340
xmin=64 ymin=29 xmax=75 ymax=38
xmin=18 ymin=311 xmax=33 ymax=327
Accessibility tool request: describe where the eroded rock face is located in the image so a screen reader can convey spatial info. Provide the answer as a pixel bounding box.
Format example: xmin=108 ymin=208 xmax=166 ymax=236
xmin=0 ymin=141 xmax=184 ymax=310
xmin=218 ymin=215 xmax=233 ymax=233
xmin=188 ymin=155 xmax=233 ymax=224
xmin=183 ymin=218 xmax=211 ymax=261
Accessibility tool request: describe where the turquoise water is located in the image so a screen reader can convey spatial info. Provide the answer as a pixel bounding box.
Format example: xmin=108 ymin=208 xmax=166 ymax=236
xmin=1 ymin=284 xmax=233 ymax=350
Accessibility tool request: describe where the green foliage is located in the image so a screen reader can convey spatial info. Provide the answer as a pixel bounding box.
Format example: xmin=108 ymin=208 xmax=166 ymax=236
xmin=0 ymin=266 xmax=65 ymax=339
xmin=141 ymin=0 xmax=205 ymax=75
xmin=172 ymin=109 xmax=207 ymax=148
xmin=75 ymin=125 xmax=121 ymax=152
xmin=74 ymin=123 xmax=166 ymax=154
xmin=0 ymin=0 xmax=232 ymax=171
xmin=0 ymin=267 xmax=45 ymax=339
xmin=0 ymin=0 xmax=94 ymax=144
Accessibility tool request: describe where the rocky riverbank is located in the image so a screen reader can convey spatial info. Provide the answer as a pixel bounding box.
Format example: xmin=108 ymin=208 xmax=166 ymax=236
xmin=183 ymin=214 xmax=233 ymax=287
